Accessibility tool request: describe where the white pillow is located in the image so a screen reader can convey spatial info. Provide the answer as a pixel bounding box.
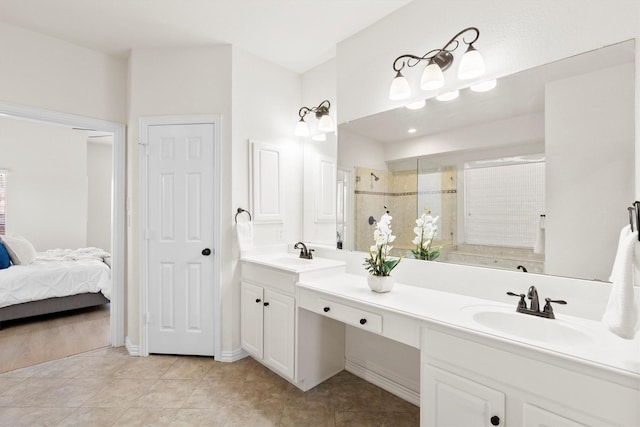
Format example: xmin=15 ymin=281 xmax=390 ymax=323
xmin=1 ymin=235 xmax=36 ymax=265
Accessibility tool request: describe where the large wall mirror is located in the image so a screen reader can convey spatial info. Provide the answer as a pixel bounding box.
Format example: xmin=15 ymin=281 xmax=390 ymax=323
xmin=335 ymin=40 xmax=635 ymax=282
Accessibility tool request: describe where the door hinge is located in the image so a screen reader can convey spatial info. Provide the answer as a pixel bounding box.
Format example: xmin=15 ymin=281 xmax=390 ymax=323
xmin=144 ymin=229 xmax=151 ymax=240
xmin=144 ymin=312 xmax=150 ymax=324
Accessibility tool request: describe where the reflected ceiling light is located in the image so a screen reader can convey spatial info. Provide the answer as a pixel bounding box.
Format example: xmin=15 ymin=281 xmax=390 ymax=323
xmin=405 ymin=100 xmax=426 ymax=110
xmin=311 ymin=133 xmax=327 ymax=142
xmin=294 ymin=99 xmax=334 ymax=137
xmin=389 ymin=27 xmax=485 ymax=100
xmin=470 ymin=79 xmax=497 ymax=92
xmin=436 ymin=90 xmax=460 ymax=101
xmin=408 ymin=128 xmax=417 ymax=133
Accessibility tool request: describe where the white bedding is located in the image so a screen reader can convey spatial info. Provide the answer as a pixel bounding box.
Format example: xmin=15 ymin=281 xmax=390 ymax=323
xmin=0 ymin=248 xmax=112 ymax=309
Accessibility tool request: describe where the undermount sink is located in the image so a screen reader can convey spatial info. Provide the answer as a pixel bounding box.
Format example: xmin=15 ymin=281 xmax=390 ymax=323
xmin=464 ymin=306 xmax=592 ymax=346
xmin=270 ymin=256 xmax=312 ymax=266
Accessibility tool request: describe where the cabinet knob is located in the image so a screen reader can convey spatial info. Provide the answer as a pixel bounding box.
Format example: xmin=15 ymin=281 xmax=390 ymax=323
xmin=490 ymin=415 xmax=500 ymax=426
xmin=359 ymin=318 xmax=367 ymax=325
xmin=264 ymin=302 xmax=270 ymax=307
xmin=323 ymin=307 xmax=330 ymax=312
xmin=201 ymin=248 xmax=211 ymax=256
xmin=255 ymin=298 xmax=261 ymax=303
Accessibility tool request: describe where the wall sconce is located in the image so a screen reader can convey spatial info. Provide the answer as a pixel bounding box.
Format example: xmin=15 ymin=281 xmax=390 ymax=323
xmin=294 ymin=99 xmax=334 ymax=137
xmin=389 ymin=27 xmax=485 ymax=100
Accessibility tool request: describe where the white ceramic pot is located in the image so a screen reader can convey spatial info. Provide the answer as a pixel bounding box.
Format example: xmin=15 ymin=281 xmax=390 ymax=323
xmin=367 ymin=275 xmax=395 ymax=293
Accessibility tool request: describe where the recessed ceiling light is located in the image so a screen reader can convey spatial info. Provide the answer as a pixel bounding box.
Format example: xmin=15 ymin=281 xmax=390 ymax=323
xmin=311 ymin=133 xmax=327 ymax=142
xmin=470 ymin=79 xmax=497 ymax=92
xmin=405 ymin=100 xmax=426 ymax=110
xmin=436 ymin=90 xmax=459 ymax=101
xmin=408 ymin=128 xmax=417 ymax=133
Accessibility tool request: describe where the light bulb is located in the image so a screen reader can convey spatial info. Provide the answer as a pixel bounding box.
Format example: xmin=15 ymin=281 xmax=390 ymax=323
xmin=470 ymin=79 xmax=497 ymax=92
xmin=436 ymin=90 xmax=459 ymax=101
xmin=420 ymin=62 xmax=445 ymax=91
xmin=458 ymin=44 xmax=485 ymax=80
xmin=405 ymin=100 xmax=426 ymax=110
xmin=389 ymin=71 xmax=411 ymax=100
xmin=318 ymin=114 xmax=334 ymax=133
xmin=294 ymin=119 xmax=309 ymax=137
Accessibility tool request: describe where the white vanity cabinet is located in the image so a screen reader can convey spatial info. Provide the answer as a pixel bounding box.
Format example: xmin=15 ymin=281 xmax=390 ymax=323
xmin=240 ymin=254 xmax=347 ymax=391
xmin=240 ymin=281 xmax=295 ymax=379
xmin=420 ymin=326 xmax=638 ymax=427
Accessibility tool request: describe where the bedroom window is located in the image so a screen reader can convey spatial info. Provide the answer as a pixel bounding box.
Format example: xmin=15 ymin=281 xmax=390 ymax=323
xmin=0 ymin=169 xmax=6 ymax=235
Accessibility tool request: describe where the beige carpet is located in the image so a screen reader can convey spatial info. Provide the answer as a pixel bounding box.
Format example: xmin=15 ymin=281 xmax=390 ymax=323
xmin=0 ymin=305 xmax=110 ymax=373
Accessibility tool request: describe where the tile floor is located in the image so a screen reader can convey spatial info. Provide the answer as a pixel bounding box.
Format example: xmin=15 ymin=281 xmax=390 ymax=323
xmin=0 ymin=347 xmax=419 ymax=426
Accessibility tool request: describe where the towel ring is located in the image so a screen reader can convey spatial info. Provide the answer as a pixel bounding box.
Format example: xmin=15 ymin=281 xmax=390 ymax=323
xmin=235 ymin=208 xmax=252 ymax=223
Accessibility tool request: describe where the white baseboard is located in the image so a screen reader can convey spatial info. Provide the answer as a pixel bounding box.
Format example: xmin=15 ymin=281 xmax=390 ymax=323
xmin=125 ymin=336 xmax=140 ymax=356
xmin=345 ymin=357 xmax=420 ymax=406
xmin=217 ymin=347 xmax=249 ymax=363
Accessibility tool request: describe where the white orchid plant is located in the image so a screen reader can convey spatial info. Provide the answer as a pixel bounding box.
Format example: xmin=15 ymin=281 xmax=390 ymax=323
xmin=411 ymin=211 xmax=441 ymax=261
xmin=364 ymin=212 xmax=401 ymax=276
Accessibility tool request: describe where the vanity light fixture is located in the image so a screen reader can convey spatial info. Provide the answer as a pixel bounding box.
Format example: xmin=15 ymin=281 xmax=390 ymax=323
xmin=294 ymin=99 xmax=334 ymax=137
xmin=389 ymin=27 xmax=485 ymax=100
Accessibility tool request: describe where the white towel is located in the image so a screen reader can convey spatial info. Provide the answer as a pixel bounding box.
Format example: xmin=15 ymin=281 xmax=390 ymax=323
xmin=236 ymin=219 xmax=254 ymax=253
xmin=533 ymin=215 xmax=545 ymax=254
xmin=602 ymin=225 xmax=640 ymax=339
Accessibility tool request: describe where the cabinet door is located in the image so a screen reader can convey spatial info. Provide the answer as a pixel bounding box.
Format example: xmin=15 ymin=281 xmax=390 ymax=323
xmin=264 ymin=289 xmax=295 ymax=379
xmin=523 ymin=404 xmax=587 ymax=427
xmin=422 ymin=364 xmax=505 ymax=427
xmin=241 ymin=282 xmax=264 ymax=358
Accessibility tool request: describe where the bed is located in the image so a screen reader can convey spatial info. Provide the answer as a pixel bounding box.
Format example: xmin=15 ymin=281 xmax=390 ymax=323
xmin=0 ymin=247 xmax=112 ymax=328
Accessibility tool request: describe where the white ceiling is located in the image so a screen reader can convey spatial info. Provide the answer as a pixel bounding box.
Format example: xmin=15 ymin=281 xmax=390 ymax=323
xmin=0 ymin=0 xmax=412 ymax=73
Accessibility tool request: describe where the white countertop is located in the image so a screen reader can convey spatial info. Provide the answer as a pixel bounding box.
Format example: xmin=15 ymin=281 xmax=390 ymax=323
xmin=297 ymin=273 xmax=640 ymax=382
xmin=240 ymin=252 xmax=346 ymax=274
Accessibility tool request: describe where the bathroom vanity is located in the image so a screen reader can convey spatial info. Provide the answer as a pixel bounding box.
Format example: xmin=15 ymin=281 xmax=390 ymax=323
xmin=241 ymin=252 xmax=640 ymax=427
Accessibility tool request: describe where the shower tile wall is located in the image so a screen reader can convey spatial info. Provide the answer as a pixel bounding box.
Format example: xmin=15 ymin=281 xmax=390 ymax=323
xmin=354 ymin=165 xmax=457 ymax=256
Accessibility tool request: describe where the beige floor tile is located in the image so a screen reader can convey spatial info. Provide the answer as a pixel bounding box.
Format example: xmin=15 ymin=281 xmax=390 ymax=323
xmin=113 ymin=407 xmax=178 ymax=426
xmin=57 ymin=407 xmax=127 ymax=427
xmin=81 ymin=379 xmax=156 ymax=408
xmin=133 ymin=379 xmax=200 ymax=409
xmin=171 ymin=408 xmax=232 ymax=427
xmin=335 ymin=410 xmax=420 ymax=426
xmin=0 ymin=406 xmax=76 ymax=426
xmin=160 ymin=356 xmax=213 ymax=380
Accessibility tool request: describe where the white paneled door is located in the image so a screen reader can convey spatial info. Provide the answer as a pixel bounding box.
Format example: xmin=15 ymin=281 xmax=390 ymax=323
xmin=147 ymin=123 xmax=216 ymax=356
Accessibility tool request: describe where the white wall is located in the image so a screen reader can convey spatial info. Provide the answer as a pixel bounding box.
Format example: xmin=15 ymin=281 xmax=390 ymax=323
xmin=332 ymin=0 xmax=640 ymax=398
xmin=87 ymin=140 xmax=113 ymax=252
xmin=337 ymin=128 xmax=386 ymax=171
xmin=0 ymin=118 xmax=88 ymax=250
xmin=0 ymin=22 xmax=127 ymax=124
xmin=230 ymin=49 xmax=303 ymax=355
xmin=301 ymin=59 xmax=338 ymax=244
xmin=546 ymin=63 xmax=635 ymax=281
xmin=127 ymin=46 xmax=233 ymax=348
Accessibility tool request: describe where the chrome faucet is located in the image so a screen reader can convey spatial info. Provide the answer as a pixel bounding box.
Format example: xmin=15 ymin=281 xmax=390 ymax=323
xmin=294 ymin=242 xmax=314 ymax=259
xmin=507 ymin=286 xmax=567 ymax=319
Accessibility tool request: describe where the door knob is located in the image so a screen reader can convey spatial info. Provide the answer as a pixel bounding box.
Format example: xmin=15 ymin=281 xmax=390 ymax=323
xmin=202 ymin=248 xmax=211 ymax=256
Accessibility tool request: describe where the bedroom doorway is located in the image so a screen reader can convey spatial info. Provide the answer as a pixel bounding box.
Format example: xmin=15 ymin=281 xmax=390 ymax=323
xmin=0 ymin=103 xmax=126 ymax=352
xmin=140 ymin=116 xmax=221 ymax=357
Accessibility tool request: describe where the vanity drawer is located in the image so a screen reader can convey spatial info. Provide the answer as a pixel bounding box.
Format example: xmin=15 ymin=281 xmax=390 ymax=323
xmin=317 ymin=298 xmax=382 ymax=334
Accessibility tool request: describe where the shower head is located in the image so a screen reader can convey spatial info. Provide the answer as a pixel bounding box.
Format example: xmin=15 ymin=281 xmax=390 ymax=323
xmin=371 ymin=172 xmax=380 ymax=181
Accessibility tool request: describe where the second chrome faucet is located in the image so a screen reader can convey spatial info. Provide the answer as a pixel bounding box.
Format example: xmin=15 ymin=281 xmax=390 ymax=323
xmin=507 ymin=286 xmax=567 ymax=319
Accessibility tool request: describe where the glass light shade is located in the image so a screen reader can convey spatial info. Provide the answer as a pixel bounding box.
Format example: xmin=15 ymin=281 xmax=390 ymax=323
xmin=294 ymin=119 xmax=309 ymax=137
xmin=458 ymin=45 xmax=485 ymax=80
xmin=405 ymin=100 xmax=426 ymax=110
xmin=420 ymin=62 xmax=445 ymax=91
xmin=389 ymin=72 xmax=411 ymax=100
xmin=436 ymin=90 xmax=459 ymax=101
xmin=311 ymin=133 xmax=327 ymax=142
xmin=318 ymin=114 xmax=334 ymax=132
xmin=470 ymin=79 xmax=497 ymax=92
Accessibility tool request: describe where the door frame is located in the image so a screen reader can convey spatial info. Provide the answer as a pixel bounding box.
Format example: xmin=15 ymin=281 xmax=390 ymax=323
xmin=139 ymin=115 xmax=221 ymax=358
xmin=0 ymin=102 xmax=126 ymax=347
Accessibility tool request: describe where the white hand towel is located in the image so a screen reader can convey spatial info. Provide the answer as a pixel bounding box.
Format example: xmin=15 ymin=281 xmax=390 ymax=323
xmin=602 ymin=225 xmax=640 ymax=339
xmin=533 ymin=215 xmax=545 ymax=254
xmin=236 ymin=219 xmax=254 ymax=253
